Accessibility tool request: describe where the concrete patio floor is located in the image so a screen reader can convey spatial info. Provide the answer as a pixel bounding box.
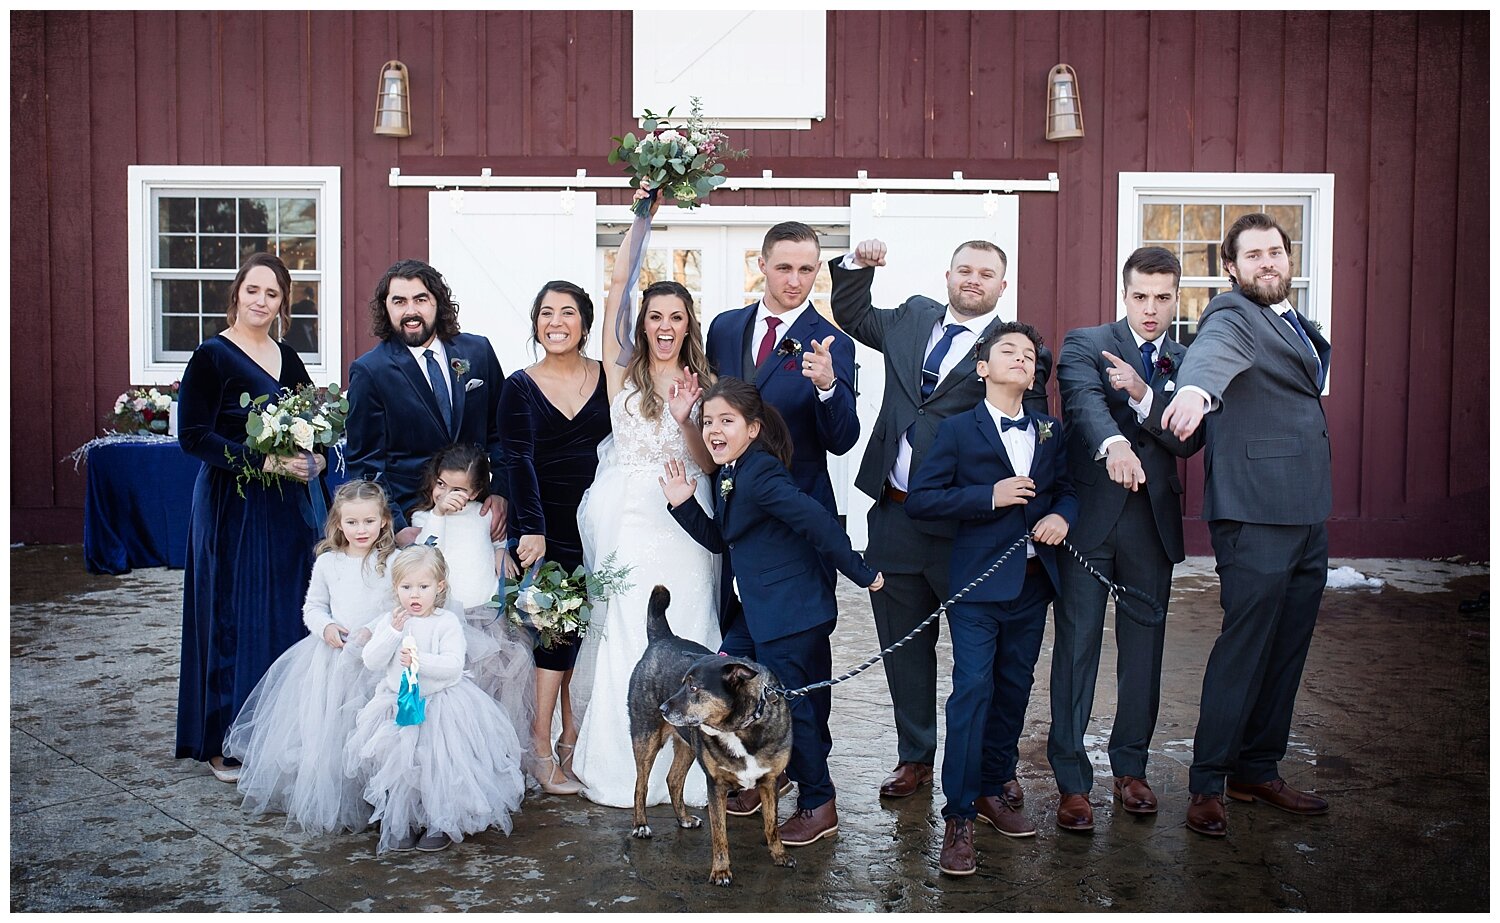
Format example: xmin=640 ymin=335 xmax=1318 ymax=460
xmin=9 ymin=544 xmax=1489 ymax=912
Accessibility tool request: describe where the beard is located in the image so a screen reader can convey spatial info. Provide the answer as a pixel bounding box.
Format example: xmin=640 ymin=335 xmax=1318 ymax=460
xmin=1235 ymin=270 xmax=1291 ymax=306
xmin=395 ymin=315 xmax=436 ymax=347
xmin=947 ymin=284 xmax=999 ymax=319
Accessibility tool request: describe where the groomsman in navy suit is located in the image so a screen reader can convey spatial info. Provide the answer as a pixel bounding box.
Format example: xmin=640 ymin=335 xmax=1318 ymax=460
xmin=346 ymin=259 xmax=507 ymax=543
xmin=1047 ymin=246 xmax=1204 ymax=832
xmin=703 ymin=223 xmax=861 ymax=817
xmin=905 ymin=322 xmax=1077 ymax=876
xmin=705 ymin=221 xmax=860 ymax=516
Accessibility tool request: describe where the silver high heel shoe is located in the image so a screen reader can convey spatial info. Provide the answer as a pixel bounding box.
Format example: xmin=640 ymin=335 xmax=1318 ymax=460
xmin=525 ymin=748 xmax=583 ymax=795
xmin=555 ymin=741 xmax=581 ymax=784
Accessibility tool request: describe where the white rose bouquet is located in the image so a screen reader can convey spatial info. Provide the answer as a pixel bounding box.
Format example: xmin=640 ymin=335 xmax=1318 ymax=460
xmin=493 ymin=552 xmax=634 ymax=651
xmin=608 ymin=96 xmax=748 ymax=215
xmin=229 ymin=382 xmax=348 ymax=497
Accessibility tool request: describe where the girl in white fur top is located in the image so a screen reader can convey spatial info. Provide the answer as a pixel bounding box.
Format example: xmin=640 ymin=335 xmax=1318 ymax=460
xmin=224 ymin=480 xmax=399 ymax=835
xmin=346 ymin=545 xmax=525 ymax=853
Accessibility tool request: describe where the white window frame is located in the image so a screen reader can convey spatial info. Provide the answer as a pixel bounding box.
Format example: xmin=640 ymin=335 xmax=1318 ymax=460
xmin=631 ymin=11 xmax=826 ymax=130
xmin=127 ymin=165 xmax=342 ymax=384
xmin=1117 ymin=171 xmax=1334 ymax=389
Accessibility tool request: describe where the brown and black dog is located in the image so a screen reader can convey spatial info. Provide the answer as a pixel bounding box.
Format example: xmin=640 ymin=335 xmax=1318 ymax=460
xmin=627 ymin=586 xmax=795 ymax=886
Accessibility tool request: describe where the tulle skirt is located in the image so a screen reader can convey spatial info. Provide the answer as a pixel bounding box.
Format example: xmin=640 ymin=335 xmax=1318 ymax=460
xmin=345 ymin=680 xmax=526 ymax=853
xmin=461 ymin=605 xmax=537 ymax=737
xmin=223 ymin=632 xmax=378 ymax=835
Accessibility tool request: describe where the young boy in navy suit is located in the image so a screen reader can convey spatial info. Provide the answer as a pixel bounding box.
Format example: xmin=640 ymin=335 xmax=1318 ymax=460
xmin=905 ymin=322 xmax=1077 ymax=877
xmin=661 ymin=377 xmax=883 ymax=849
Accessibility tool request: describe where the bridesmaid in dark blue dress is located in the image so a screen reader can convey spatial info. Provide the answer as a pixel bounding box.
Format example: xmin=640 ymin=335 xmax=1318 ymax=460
xmin=176 ymin=253 xmax=326 ymax=782
xmin=500 ymin=280 xmax=611 ymax=794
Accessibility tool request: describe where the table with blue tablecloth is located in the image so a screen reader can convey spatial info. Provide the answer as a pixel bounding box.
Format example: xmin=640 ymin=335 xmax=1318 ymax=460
xmin=82 ymin=439 xmax=349 ymax=575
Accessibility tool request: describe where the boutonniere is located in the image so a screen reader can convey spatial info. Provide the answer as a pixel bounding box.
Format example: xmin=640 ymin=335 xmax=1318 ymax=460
xmin=775 ymin=336 xmax=802 ymax=357
xmin=1036 ymin=420 xmax=1054 ymax=444
xmin=1155 ymin=353 xmax=1176 ymax=377
xmin=719 ymin=477 xmax=734 ymax=500
xmin=1306 ymin=317 xmax=1324 ymax=335
xmin=450 ymin=357 xmax=471 ymax=379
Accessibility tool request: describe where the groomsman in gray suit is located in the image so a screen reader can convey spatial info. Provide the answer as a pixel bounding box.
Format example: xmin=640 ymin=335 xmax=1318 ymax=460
xmin=1160 ymin=213 xmax=1333 ymax=837
xmin=1048 ymin=247 xmax=1203 ymax=832
xmin=832 ymin=239 xmax=1051 ymax=804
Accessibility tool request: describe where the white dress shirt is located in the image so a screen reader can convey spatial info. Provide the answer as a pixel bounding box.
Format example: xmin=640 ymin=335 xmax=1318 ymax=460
xmin=753 ymin=300 xmax=836 ymax=402
xmin=407 ymin=337 xmax=452 ymax=402
xmin=983 ymin=398 xmax=1037 ymax=558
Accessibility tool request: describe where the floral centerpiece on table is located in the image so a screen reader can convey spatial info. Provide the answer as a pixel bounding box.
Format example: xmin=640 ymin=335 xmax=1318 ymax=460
xmin=227 ymin=383 xmax=348 ymax=496
xmin=494 ymin=553 xmax=634 ymax=651
xmin=109 ymin=384 xmax=178 ymax=434
xmin=609 ymin=96 xmax=748 ymax=215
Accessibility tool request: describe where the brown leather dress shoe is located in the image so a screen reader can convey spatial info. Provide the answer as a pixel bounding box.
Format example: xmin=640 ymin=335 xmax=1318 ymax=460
xmin=725 ymin=771 xmax=793 ymax=816
xmin=1186 ymin=792 xmax=1228 ymax=836
xmin=1112 ymin=775 xmax=1159 ymax=815
xmin=939 ymin=817 xmax=977 ymax=876
xmin=975 ymin=795 xmax=1036 ymax=837
xmin=778 ymin=799 xmax=838 ymax=846
xmin=1226 ymin=778 xmax=1329 ymax=815
xmin=1000 ymin=778 xmax=1024 ymax=810
xmin=1056 ymin=792 xmax=1095 ymax=832
xmin=879 ymin=762 xmax=934 ymax=798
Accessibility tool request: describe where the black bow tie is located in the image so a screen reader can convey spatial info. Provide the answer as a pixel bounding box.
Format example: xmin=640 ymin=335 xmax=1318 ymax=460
xmin=1000 ymin=415 xmax=1031 ymax=433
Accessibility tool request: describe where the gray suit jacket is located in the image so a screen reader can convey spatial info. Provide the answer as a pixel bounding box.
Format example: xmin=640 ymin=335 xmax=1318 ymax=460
xmin=831 ymin=261 xmax=1048 ymax=539
xmin=1175 ymin=289 xmax=1332 ymax=525
xmin=1058 ymin=320 xmax=1203 ymax=561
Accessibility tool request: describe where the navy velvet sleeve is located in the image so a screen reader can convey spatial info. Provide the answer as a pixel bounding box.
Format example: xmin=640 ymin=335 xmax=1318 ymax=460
xmin=177 ymin=344 xmax=262 ymax=472
xmin=499 ymin=375 xmax=545 ymax=538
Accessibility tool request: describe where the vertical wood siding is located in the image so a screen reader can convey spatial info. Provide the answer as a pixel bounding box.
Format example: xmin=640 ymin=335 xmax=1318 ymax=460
xmin=10 ymin=10 xmax=1488 ymax=557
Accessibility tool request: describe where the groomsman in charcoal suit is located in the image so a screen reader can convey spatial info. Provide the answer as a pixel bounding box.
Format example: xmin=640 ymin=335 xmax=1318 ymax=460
xmin=1160 ymin=213 xmax=1333 ymax=837
xmin=346 ymin=259 xmax=508 ymax=544
xmin=905 ymin=323 xmax=1076 ymax=875
xmin=1048 ymin=247 xmax=1204 ymax=832
xmin=704 ymin=222 xmax=860 ymax=817
xmin=831 ymin=238 xmax=1052 ymax=802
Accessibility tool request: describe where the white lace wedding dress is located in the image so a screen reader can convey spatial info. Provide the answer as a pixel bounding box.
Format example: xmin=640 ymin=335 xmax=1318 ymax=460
xmin=571 ymin=385 xmax=721 ymax=808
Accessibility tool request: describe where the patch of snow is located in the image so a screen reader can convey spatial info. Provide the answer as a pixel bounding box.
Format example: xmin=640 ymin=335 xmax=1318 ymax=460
xmin=1326 ymin=566 xmax=1384 ymax=590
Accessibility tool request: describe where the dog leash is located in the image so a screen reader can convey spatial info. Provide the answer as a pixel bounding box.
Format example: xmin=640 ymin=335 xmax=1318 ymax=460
xmin=764 ymin=533 xmax=1166 ymax=703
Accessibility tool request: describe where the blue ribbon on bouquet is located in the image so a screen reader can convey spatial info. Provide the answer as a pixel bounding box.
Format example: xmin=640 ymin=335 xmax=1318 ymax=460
xmin=612 ymin=187 xmax=659 ymax=367
xmin=302 ymin=450 xmax=328 ymax=532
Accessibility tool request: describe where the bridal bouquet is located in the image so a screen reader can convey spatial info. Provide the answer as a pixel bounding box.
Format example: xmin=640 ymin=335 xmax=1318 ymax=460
xmin=495 ymin=553 xmax=634 ymax=651
xmin=109 ymin=384 xmax=177 ymax=435
xmin=608 ymin=96 xmax=748 ymax=215
xmin=228 ymin=382 xmax=348 ymax=496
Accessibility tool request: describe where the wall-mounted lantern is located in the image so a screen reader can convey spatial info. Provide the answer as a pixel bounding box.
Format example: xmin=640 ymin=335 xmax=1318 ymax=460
xmin=1046 ymin=64 xmax=1084 ymax=141
xmin=374 ymin=60 xmax=411 ymax=138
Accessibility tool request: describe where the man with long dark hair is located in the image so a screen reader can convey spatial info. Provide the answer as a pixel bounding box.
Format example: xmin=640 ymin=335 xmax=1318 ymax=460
xmin=347 ymin=259 xmax=508 ymax=543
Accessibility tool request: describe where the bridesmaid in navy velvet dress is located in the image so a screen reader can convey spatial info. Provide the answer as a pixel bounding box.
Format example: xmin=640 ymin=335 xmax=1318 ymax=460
xmin=500 ymin=280 xmax=611 ymax=794
xmin=176 ymin=252 xmax=326 ymax=782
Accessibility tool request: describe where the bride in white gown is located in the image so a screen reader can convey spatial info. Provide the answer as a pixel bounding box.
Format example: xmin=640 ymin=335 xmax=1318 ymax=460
xmin=571 ymin=189 xmax=721 ymax=808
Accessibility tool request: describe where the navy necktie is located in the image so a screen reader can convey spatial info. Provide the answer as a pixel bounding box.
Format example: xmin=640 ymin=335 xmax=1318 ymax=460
xmin=1140 ymin=341 xmax=1156 ymax=385
xmin=1000 ymin=414 xmax=1031 ymax=433
xmin=1281 ymin=310 xmax=1324 ymax=388
xmin=921 ymin=324 xmax=966 ymax=399
xmin=424 ymin=348 xmax=454 ymax=434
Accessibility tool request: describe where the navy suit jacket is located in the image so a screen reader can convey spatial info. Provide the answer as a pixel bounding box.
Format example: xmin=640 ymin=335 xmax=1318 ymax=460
xmin=669 ymin=447 xmax=877 ymax=643
xmin=705 ymin=304 xmax=859 ymax=514
xmin=345 ymin=333 xmax=505 ymax=530
xmin=905 ymin=404 xmax=1077 ymax=604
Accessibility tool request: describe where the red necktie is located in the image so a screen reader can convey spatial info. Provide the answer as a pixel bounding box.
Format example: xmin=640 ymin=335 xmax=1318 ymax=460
xmin=755 ymin=316 xmax=782 ymax=368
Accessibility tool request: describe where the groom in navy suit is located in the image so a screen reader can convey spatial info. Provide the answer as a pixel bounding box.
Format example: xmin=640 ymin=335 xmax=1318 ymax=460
xmin=346 ymin=259 xmax=507 ymax=543
xmin=905 ymin=322 xmax=1076 ymax=876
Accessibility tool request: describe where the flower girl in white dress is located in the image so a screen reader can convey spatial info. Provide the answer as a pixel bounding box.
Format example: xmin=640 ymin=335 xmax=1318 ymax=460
xmin=224 ymin=480 xmax=399 ymax=835
xmin=345 ymin=545 xmax=526 ymax=853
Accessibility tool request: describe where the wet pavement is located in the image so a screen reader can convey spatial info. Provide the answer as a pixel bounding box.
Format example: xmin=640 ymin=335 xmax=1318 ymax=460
xmin=9 ymin=545 xmax=1490 ymax=912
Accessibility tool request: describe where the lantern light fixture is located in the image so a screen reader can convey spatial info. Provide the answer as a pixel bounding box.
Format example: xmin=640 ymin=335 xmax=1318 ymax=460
xmin=1046 ymin=64 xmax=1084 ymax=141
xmin=374 ymin=60 xmax=411 ymax=138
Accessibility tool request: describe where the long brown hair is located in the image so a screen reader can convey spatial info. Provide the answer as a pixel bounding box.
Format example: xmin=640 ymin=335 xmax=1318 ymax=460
xmin=226 ymin=252 xmax=294 ymax=337
xmin=410 ymin=443 xmax=490 ymax=513
xmin=315 ymin=481 xmax=398 ymax=577
xmin=701 ymin=377 xmax=793 ymax=469
xmin=625 ymin=281 xmax=713 ymax=419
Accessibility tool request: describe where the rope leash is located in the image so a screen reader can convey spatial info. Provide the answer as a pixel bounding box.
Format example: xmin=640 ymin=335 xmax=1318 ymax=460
xmin=765 ymin=533 xmax=1167 ymax=703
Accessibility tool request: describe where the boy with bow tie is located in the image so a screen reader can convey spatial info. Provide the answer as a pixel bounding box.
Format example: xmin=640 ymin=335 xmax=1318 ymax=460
xmin=905 ymin=322 xmax=1077 ymax=877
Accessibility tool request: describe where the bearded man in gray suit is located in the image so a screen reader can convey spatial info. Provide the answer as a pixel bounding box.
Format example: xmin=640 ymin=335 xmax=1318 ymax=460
xmin=831 ymin=238 xmax=1050 ymax=808
xmin=1048 ymin=246 xmax=1204 ymax=832
xmin=1160 ymin=213 xmax=1333 ymax=838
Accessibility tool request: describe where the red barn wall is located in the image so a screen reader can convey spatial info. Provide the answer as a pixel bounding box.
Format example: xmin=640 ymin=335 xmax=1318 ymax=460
xmin=11 ymin=10 xmax=1489 ymax=558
